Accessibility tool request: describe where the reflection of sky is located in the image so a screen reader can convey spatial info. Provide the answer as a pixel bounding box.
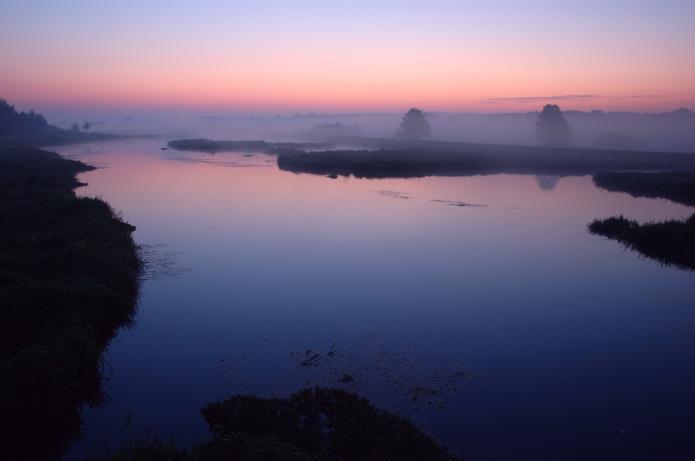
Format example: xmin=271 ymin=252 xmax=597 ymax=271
xmin=58 ymin=138 xmax=695 ymax=460
xmin=2 ymin=0 xmax=694 ymax=111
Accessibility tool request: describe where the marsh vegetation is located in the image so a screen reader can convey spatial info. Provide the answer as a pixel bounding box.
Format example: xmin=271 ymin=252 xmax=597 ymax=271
xmin=167 ymin=138 xmax=334 ymax=154
xmin=0 ymin=148 xmax=141 ymax=460
xmin=589 ymin=214 xmax=695 ymax=270
xmin=593 ymin=171 xmax=695 ymax=206
xmin=93 ymin=387 xmax=460 ymax=461
xmin=276 ymin=142 xmax=695 ymax=179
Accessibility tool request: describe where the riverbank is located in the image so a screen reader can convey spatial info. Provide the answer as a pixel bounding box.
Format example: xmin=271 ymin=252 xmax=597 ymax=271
xmin=0 ymin=148 xmax=142 ymax=460
xmin=589 ymin=214 xmax=695 ymax=270
xmin=168 ymin=138 xmax=334 ymax=153
xmin=277 ymin=138 xmax=695 ymax=178
xmin=593 ymin=171 xmax=695 ymax=206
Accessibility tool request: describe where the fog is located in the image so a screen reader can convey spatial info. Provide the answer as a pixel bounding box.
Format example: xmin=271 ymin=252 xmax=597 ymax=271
xmin=37 ymin=106 xmax=695 ymax=153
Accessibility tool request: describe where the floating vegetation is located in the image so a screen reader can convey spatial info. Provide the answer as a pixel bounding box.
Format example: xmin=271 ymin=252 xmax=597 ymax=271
xmin=171 ymin=156 xmax=270 ymax=168
xmin=432 ymin=199 xmax=487 ymax=208
xmin=377 ymin=190 xmax=411 ymax=200
xmin=221 ymin=335 xmax=468 ymax=412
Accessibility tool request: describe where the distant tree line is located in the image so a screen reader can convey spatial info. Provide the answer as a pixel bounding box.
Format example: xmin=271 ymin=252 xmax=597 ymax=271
xmin=0 ymin=99 xmax=49 ymax=136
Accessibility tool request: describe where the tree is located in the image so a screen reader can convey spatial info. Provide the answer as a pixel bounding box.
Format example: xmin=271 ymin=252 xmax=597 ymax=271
xmin=82 ymin=121 xmax=91 ymax=130
xmin=536 ymin=104 xmax=571 ymax=146
xmin=396 ymin=108 xmax=431 ymax=140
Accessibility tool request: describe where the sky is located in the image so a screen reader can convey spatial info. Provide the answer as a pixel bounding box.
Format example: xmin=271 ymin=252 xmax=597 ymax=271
xmin=1 ymin=0 xmax=694 ymax=112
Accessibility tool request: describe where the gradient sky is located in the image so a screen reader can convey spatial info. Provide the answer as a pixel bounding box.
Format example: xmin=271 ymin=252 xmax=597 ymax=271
xmin=2 ymin=0 xmax=694 ymax=112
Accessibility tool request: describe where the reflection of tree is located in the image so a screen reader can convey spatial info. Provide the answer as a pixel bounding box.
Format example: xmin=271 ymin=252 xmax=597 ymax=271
xmin=535 ymin=175 xmax=560 ymax=191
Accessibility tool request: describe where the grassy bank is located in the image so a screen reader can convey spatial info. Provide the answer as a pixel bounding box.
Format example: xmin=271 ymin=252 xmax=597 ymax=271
xmin=168 ymin=138 xmax=334 ymax=154
xmin=93 ymin=387 xmax=461 ymax=461
xmin=593 ymin=171 xmax=695 ymax=206
xmin=0 ymin=148 xmax=141 ymax=460
xmin=588 ymin=214 xmax=695 ymax=270
xmin=276 ymin=139 xmax=695 ymax=178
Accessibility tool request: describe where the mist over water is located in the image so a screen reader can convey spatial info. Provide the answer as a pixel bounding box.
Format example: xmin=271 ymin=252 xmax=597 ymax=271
xmin=50 ymin=134 xmax=695 ymax=460
xmin=34 ymin=106 xmax=695 ymax=152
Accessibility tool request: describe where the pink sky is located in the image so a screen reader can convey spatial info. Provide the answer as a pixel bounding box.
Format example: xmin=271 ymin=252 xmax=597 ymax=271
xmin=2 ymin=1 xmax=694 ymax=112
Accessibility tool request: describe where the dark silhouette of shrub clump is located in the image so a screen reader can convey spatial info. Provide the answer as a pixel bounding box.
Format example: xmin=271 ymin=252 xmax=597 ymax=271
xmin=588 ymin=214 xmax=695 ymax=270
xmin=593 ymin=171 xmax=695 ymax=206
xmin=0 ymin=148 xmax=141 ymax=460
xmin=396 ymin=108 xmax=431 ymax=140
xmin=536 ymin=104 xmax=571 ymax=146
xmin=93 ymin=387 xmax=460 ymax=461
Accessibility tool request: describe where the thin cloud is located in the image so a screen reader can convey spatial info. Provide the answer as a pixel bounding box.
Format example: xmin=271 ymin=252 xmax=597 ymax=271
xmin=624 ymin=94 xmax=665 ymax=99
xmin=481 ymin=94 xmax=598 ymax=103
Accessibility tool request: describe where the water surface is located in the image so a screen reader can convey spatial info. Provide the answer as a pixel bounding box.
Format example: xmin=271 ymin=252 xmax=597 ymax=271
xmin=56 ymin=139 xmax=695 ymax=460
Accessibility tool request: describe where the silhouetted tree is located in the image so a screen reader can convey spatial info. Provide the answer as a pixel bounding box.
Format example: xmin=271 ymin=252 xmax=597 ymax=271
xmin=70 ymin=123 xmax=80 ymax=132
xmin=396 ymin=108 xmax=431 ymax=140
xmin=82 ymin=121 xmax=91 ymax=130
xmin=536 ymin=104 xmax=571 ymax=146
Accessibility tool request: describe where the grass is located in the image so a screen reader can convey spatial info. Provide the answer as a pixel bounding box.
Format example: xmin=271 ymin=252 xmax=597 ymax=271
xmin=588 ymin=214 xmax=695 ymax=270
xmin=167 ymin=138 xmax=334 ymax=154
xmin=93 ymin=387 xmax=462 ymax=461
xmin=593 ymin=171 xmax=695 ymax=206
xmin=0 ymin=148 xmax=141 ymax=460
xmin=275 ymin=138 xmax=695 ymax=178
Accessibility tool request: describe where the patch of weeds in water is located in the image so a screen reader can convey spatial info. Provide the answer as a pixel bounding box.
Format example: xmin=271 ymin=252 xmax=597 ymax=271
xmin=432 ymin=199 xmax=487 ymax=208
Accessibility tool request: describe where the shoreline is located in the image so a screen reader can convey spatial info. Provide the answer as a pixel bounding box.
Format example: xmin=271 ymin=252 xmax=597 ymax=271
xmin=0 ymin=148 xmax=142 ymax=460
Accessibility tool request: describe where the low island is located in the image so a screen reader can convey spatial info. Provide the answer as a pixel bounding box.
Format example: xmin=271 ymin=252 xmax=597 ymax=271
xmin=167 ymin=138 xmax=334 ymax=154
xmin=275 ymin=137 xmax=695 ymax=178
xmin=593 ymin=171 xmax=695 ymax=206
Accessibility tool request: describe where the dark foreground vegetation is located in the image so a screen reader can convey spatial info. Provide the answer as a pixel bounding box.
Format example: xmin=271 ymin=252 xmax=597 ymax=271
xmin=276 ymin=141 xmax=695 ymax=179
xmin=168 ymin=138 xmax=334 ymax=154
xmin=0 ymin=148 xmax=141 ymax=460
xmin=593 ymin=171 xmax=695 ymax=206
xmin=589 ymin=214 xmax=695 ymax=270
xmin=93 ymin=387 xmax=460 ymax=461
xmin=0 ymin=99 xmax=120 ymax=148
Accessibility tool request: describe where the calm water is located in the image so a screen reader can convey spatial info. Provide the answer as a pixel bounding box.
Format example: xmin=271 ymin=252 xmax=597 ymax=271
xmin=55 ymin=138 xmax=695 ymax=460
